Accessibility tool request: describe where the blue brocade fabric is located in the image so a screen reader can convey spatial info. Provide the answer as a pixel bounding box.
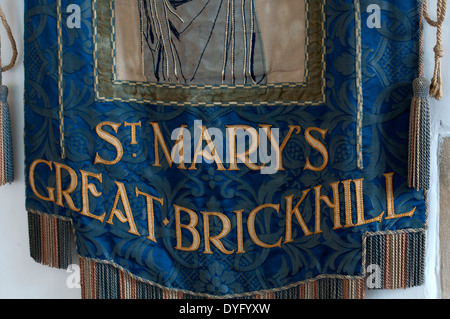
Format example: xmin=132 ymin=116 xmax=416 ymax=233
xmin=24 ymin=0 xmax=425 ymax=297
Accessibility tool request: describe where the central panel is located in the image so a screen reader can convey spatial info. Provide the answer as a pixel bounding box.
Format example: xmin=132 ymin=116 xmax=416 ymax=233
xmin=98 ymin=0 xmax=324 ymax=106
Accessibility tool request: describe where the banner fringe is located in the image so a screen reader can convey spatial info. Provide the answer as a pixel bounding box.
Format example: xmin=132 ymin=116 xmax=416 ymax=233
xmin=27 ymin=211 xmax=426 ymax=299
xmin=27 ymin=210 xmax=74 ymax=270
xmin=364 ymin=230 xmax=426 ymax=290
xmin=79 ymin=257 xmax=366 ymax=300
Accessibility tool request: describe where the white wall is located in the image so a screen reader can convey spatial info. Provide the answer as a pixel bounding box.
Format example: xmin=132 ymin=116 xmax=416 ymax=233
xmin=0 ymin=0 xmax=446 ymax=299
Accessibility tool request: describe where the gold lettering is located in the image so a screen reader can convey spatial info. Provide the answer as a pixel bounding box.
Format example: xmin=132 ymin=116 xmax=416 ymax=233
xmin=233 ymin=210 xmax=245 ymax=254
xmin=106 ymin=182 xmax=140 ymax=236
xmin=248 ymin=204 xmax=282 ymax=248
xmin=174 ymin=205 xmax=201 ymax=251
xmin=353 ymin=178 xmax=384 ymax=226
xmin=342 ymin=178 xmax=385 ymax=228
xmin=189 ymin=125 xmax=225 ymax=171
xmin=342 ymin=179 xmax=354 ymax=227
xmin=284 ymin=190 xmax=313 ymax=243
xmin=313 ymin=182 xmax=340 ymax=234
xmin=54 ymin=162 xmax=80 ymax=212
xmin=202 ymin=211 xmax=234 ymax=255
xmin=94 ymin=121 xmax=123 ymax=165
xmin=124 ymin=121 xmax=141 ymax=145
xmin=150 ymin=122 xmax=174 ymax=168
xmin=80 ymin=170 xmax=105 ymax=222
xmin=260 ymin=125 xmax=301 ymax=171
xmin=226 ymin=125 xmax=264 ymax=171
xmin=304 ymin=127 xmax=329 ymax=172
xmin=171 ymin=125 xmax=188 ymax=170
xmin=384 ymin=172 xmax=416 ymax=219
xmin=29 ymin=159 xmax=55 ymax=202
xmin=135 ymin=187 xmax=163 ymax=242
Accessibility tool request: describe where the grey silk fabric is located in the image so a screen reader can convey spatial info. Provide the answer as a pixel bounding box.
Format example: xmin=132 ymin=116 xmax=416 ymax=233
xmin=100 ymin=0 xmax=323 ymax=106
xmin=129 ymin=0 xmax=307 ymax=85
xmin=254 ymin=0 xmax=306 ymax=84
xmin=141 ymin=0 xmax=266 ymax=85
xmin=114 ymin=0 xmax=307 ymax=86
xmin=114 ymin=0 xmax=146 ymax=82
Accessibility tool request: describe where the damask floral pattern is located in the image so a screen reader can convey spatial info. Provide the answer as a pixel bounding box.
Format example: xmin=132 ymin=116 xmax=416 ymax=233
xmin=24 ymin=0 xmax=426 ymax=297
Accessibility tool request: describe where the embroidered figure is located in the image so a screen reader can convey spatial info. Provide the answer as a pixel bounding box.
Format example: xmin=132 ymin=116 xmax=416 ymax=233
xmin=140 ymin=0 xmax=307 ymax=85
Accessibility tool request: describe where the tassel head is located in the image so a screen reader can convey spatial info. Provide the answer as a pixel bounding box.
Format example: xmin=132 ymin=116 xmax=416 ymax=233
xmin=414 ymin=77 xmax=431 ymax=98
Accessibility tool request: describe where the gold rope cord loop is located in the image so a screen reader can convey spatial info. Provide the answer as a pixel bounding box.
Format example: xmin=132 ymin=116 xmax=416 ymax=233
xmin=0 ymin=4 xmax=17 ymax=72
xmin=423 ymin=0 xmax=447 ymax=100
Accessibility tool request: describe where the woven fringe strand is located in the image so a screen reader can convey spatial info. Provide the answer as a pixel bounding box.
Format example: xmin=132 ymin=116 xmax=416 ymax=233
xmin=27 ymin=211 xmax=74 ymax=270
xmin=79 ymin=257 xmax=365 ymax=300
xmin=365 ymin=231 xmax=425 ymax=290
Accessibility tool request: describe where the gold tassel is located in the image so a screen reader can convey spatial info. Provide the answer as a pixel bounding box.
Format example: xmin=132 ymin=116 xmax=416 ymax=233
xmin=430 ymin=44 xmax=444 ymax=99
xmin=424 ymin=0 xmax=447 ymax=100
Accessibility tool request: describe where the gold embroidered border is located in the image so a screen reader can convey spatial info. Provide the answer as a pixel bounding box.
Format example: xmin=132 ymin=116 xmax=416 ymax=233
xmin=355 ymin=0 xmax=363 ymax=170
xmin=57 ymin=0 xmax=64 ymax=158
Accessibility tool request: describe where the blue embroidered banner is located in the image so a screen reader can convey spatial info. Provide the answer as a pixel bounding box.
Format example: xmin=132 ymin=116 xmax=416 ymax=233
xmin=24 ymin=0 xmax=426 ymax=299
